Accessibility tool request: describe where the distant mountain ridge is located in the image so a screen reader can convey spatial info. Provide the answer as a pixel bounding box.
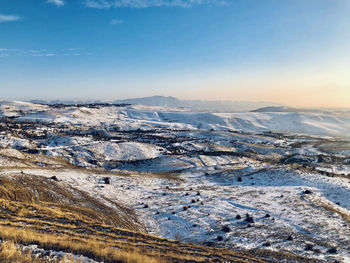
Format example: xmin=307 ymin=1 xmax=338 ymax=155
xmin=28 ymin=96 xmax=350 ymax=112
xmin=113 ymin=96 xmax=281 ymax=112
xmin=30 ymin=96 xmax=281 ymax=112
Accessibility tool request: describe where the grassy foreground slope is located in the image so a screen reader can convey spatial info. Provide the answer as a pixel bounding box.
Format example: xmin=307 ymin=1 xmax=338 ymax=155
xmin=0 ymin=171 xmax=323 ymax=263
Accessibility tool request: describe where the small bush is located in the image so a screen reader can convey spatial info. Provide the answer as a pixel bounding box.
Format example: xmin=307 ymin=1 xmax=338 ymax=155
xmin=103 ymin=177 xmax=110 ymax=184
xmin=237 ymin=177 xmax=242 ymax=182
xmin=144 ymin=204 xmax=149 ymax=208
xmin=221 ymin=225 xmax=231 ymax=233
xmin=265 ymin=213 xmax=270 ymax=218
xmin=183 ymin=206 xmax=187 ymax=211
xmin=286 ymin=235 xmax=293 ymax=241
xmin=217 ymin=236 xmax=223 ymax=241
xmin=303 ymin=189 xmax=312 ymax=195
xmin=236 ymin=214 xmax=241 ymax=220
xmin=305 ymin=244 xmax=313 ymax=251
xmin=263 ymin=242 xmax=271 ymax=247
xmin=327 ymin=247 xmax=337 ymax=254
xmin=50 ymin=176 xmax=59 ymax=182
xmin=245 ymin=213 xmax=254 ymax=223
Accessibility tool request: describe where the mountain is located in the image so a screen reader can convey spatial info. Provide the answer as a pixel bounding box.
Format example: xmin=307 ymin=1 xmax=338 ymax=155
xmin=251 ymin=106 xmax=298 ymax=112
xmin=114 ymin=96 xmax=281 ymax=112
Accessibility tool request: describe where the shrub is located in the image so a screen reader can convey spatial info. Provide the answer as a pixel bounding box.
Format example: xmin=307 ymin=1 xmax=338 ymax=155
xmin=263 ymin=242 xmax=271 ymax=247
xmin=245 ymin=213 xmax=254 ymax=223
xmin=303 ymin=189 xmax=312 ymax=195
xmin=217 ymin=236 xmax=223 ymax=241
xmin=221 ymin=225 xmax=231 ymax=233
xmin=327 ymin=247 xmax=337 ymax=254
xmin=236 ymin=214 xmax=241 ymax=220
xmin=265 ymin=213 xmax=270 ymax=218
xmin=286 ymin=235 xmax=293 ymax=241
xmin=50 ymin=176 xmax=59 ymax=182
xmin=237 ymin=177 xmax=242 ymax=182
xmin=305 ymin=244 xmax=313 ymax=251
xmin=144 ymin=204 xmax=149 ymax=208
xmin=103 ymin=177 xmax=110 ymax=184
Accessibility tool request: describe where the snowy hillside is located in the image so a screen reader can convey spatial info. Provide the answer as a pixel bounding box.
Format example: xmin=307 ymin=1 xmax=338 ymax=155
xmin=0 ymin=101 xmax=349 ymax=262
xmin=2 ymin=101 xmax=350 ymax=138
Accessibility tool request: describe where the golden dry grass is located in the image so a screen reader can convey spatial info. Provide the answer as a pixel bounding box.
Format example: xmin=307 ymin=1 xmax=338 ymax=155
xmin=0 ymin=241 xmax=40 ymax=263
xmin=0 ymin=173 xmax=321 ymax=263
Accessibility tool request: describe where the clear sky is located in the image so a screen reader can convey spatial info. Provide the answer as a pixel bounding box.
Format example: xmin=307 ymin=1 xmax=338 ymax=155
xmin=1 ymin=0 xmax=349 ymax=107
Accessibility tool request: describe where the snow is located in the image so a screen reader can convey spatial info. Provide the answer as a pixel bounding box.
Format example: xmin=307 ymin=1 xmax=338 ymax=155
xmin=1 ymin=102 xmax=347 ymax=138
xmin=0 ymin=101 xmax=349 ymax=262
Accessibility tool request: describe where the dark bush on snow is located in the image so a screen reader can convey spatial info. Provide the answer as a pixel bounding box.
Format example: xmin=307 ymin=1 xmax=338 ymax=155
xmin=237 ymin=177 xmax=242 ymax=182
xmin=245 ymin=213 xmax=254 ymax=223
xmin=305 ymin=244 xmax=314 ymax=251
xmin=303 ymin=189 xmax=312 ymax=195
xmin=103 ymin=177 xmax=110 ymax=184
xmin=50 ymin=176 xmax=59 ymax=182
xmin=221 ymin=225 xmax=231 ymax=233
xmin=144 ymin=204 xmax=149 ymax=208
xmin=236 ymin=214 xmax=241 ymax=220
xmin=287 ymin=235 xmax=293 ymax=241
xmin=327 ymin=247 xmax=337 ymax=254
xmin=265 ymin=213 xmax=270 ymax=218
xmin=263 ymin=242 xmax=271 ymax=247
xmin=217 ymin=236 xmax=223 ymax=241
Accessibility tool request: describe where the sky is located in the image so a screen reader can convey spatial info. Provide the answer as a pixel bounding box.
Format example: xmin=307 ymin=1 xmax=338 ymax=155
xmin=0 ymin=0 xmax=349 ymax=108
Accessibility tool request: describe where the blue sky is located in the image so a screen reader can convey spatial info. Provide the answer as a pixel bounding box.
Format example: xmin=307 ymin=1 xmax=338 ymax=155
xmin=0 ymin=0 xmax=349 ymax=107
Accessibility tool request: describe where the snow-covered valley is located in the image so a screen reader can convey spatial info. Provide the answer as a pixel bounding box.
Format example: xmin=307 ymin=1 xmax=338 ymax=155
xmin=0 ymin=101 xmax=349 ymax=262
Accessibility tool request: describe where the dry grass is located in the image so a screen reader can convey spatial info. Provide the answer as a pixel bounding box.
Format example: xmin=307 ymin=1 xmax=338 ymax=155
xmin=0 ymin=227 xmax=159 ymax=263
xmin=0 ymin=241 xmax=39 ymax=263
xmin=0 ymin=173 xmax=321 ymax=263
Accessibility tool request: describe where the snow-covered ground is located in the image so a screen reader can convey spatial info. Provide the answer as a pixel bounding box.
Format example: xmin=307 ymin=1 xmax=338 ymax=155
xmin=1 ymin=101 xmax=350 ymax=137
xmin=0 ymin=101 xmax=349 ymax=262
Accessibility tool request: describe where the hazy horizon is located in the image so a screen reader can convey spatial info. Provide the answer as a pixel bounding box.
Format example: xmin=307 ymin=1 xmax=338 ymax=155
xmin=1 ymin=0 xmax=349 ymax=108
